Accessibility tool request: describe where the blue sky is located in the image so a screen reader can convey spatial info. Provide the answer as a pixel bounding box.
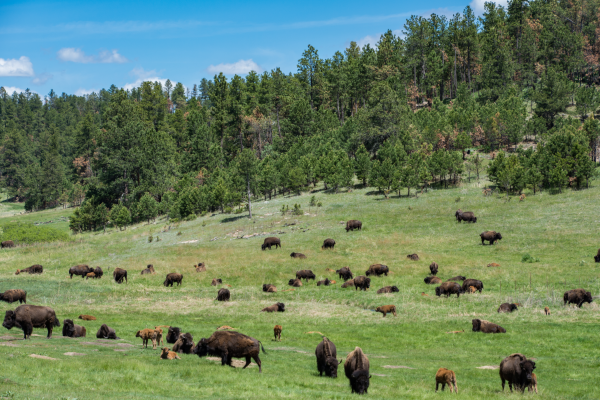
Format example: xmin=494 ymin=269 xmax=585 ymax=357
xmin=0 ymin=0 xmax=505 ymax=97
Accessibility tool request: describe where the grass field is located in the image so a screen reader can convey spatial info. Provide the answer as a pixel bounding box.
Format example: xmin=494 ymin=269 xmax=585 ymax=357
xmin=0 ymin=175 xmax=599 ymax=399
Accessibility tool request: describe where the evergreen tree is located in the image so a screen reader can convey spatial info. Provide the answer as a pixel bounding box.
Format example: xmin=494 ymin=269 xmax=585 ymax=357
xmin=137 ymin=192 xmax=158 ymax=223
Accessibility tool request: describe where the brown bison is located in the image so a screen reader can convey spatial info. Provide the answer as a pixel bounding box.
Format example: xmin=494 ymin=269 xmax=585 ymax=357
xmin=365 ymin=264 xmax=389 ymax=277
xmin=160 ymin=347 xmax=181 ymax=360
xmin=136 ymin=328 xmax=158 ymax=349
xmin=472 ymin=319 xmax=506 ymax=333
xmin=69 ymin=264 xmax=93 ymax=279
xmin=217 ymin=288 xmax=230 ymax=301
xmin=262 ymin=284 xmax=277 ymax=293
xmin=288 ymin=278 xmax=303 ymax=287
xmin=15 ymin=264 xmax=43 ymax=275
xmin=544 ymin=307 xmax=550 ymax=315
xmin=595 ymin=249 xmax=600 ymax=262
xmin=345 ymin=220 xmax=362 ymax=232
xmin=274 ymin=325 xmax=282 ymax=341
xmin=296 ymin=270 xmax=316 ymax=281
xmin=261 ymin=302 xmax=285 ymax=312
xmin=317 ymin=278 xmax=331 ymax=286
xmin=424 ymin=276 xmax=442 ymax=285
xmin=487 ymin=263 xmax=501 ymax=268
xmin=344 ymin=346 xmax=370 ymax=394
xmin=563 ymin=289 xmax=593 ymax=307
xmin=316 ymin=337 xmax=341 ymax=378
xmin=341 ymin=279 xmax=355 ymax=288
xmin=86 ymin=272 xmax=96 ymax=279
xmin=211 ymin=278 xmax=223 ymax=286
xmin=166 ymin=327 xmax=181 ymax=343
xmin=141 ymin=265 xmax=155 ymax=275
xmin=336 ymin=266 xmax=353 ymax=281
xmin=1 ymin=240 xmax=15 ymax=248
xmin=194 ymin=330 xmax=266 ymax=372
xmin=63 ymin=319 xmax=87 ymax=338
xmin=407 ymin=253 xmax=419 ymax=261
xmin=498 ymin=303 xmax=518 ymax=313
xmin=0 ymin=289 xmax=27 ymax=304
xmin=195 ymin=263 xmax=206 ymax=272
xmin=96 ymin=324 xmax=119 ymax=339
xmin=435 ymin=282 xmax=463 ymax=297
xmin=321 ymin=239 xmax=336 ymax=250
xmin=290 ymin=252 xmax=306 ymax=259
xmin=448 ymin=275 xmax=466 ymax=281
xmin=429 ymin=262 xmax=438 ymax=275
xmin=78 ymin=314 xmax=96 ymax=321
xmin=92 ymin=266 xmax=103 ymax=278
xmin=436 ymin=367 xmax=458 ymax=393
xmin=164 ymin=273 xmax=183 ymax=287
xmin=353 ymin=276 xmax=371 ymax=291
xmin=376 ymin=305 xmax=397 ymax=317
xmin=455 ymin=209 xmax=477 ymax=223
xmin=462 ymin=279 xmax=483 ymax=293
xmin=3 ymin=305 xmax=60 ymax=339
xmin=261 ymin=237 xmax=281 ymax=250
xmin=377 ymin=286 xmax=399 ymax=294
xmin=466 ymin=286 xmax=477 ymax=293
xmin=480 ymin=231 xmax=502 ymax=245
xmin=529 ymin=373 xmax=538 ymax=393
xmin=172 ymin=332 xmax=195 ymax=353
xmin=500 ymin=353 xmax=536 ymax=392
xmin=113 ymin=268 xmax=127 ymax=284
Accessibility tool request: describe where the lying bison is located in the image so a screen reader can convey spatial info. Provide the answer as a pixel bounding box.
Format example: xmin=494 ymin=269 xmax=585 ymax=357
xmin=296 ymin=270 xmax=316 ymax=281
xmin=407 ymin=253 xmax=420 ymax=261
xmin=500 ymin=353 xmax=536 ymax=392
xmin=336 ymin=266 xmax=353 ymax=281
xmin=164 ymin=273 xmax=183 ymax=287
xmin=160 ymin=347 xmax=181 ymax=360
xmin=261 ymin=302 xmax=285 ymax=312
xmin=429 ymin=262 xmax=438 ymax=276
xmin=365 ymin=264 xmax=389 ymax=277
xmin=316 ymin=337 xmax=341 ymax=377
xmin=69 ymin=264 xmax=93 ymax=279
xmin=346 ymin=220 xmax=362 ymax=232
xmin=377 ymin=286 xmax=399 ymax=294
xmin=1 ymin=240 xmax=15 ymax=248
xmin=455 ymin=209 xmax=477 ymax=223
xmin=498 ymin=303 xmax=518 ymax=313
xmin=288 ymin=278 xmax=303 ymax=287
xmin=172 ymin=332 xmax=195 ymax=354
xmin=563 ymin=289 xmax=593 ymax=307
xmin=0 ymin=289 xmax=27 ymax=304
xmin=344 ymin=346 xmax=370 ymax=394
xmin=261 ymin=237 xmax=281 ymax=250
xmin=113 ymin=268 xmax=128 ymax=284
xmin=63 ymin=319 xmax=86 ymax=338
xmin=166 ymin=327 xmax=181 ymax=344
xmin=3 ymin=305 xmax=60 ymax=339
xmin=195 ymin=263 xmax=206 ymax=272
xmin=353 ymin=276 xmax=371 ymax=291
xmin=290 ymin=252 xmax=306 ymax=259
xmin=96 ymin=324 xmax=119 ymax=339
xmin=480 ymin=231 xmax=502 ymax=245
xmin=211 ymin=278 xmax=223 ymax=286
xmin=317 ymin=278 xmax=331 ymax=286
xmin=194 ymin=330 xmax=266 ymax=373
xmin=472 ymin=319 xmax=506 ymax=333
xmin=341 ymin=279 xmax=355 ymax=288
xmin=216 ymin=288 xmax=230 ymax=301
xmin=448 ymin=275 xmax=466 ymax=281
xmin=141 ymin=265 xmax=155 ymax=275
xmin=322 ymin=239 xmax=336 ymax=250
xmin=15 ymin=265 xmax=43 ymax=275
xmin=262 ymin=284 xmax=277 ymax=293
xmin=424 ymin=276 xmax=442 ymax=285
xmin=79 ymin=314 xmax=96 ymax=321
xmin=462 ymin=279 xmax=483 ymax=293
xmin=435 ymin=282 xmax=462 ymax=297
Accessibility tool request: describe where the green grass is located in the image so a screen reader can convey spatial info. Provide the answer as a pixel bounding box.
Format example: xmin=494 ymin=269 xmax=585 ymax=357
xmin=0 ymin=177 xmax=599 ymax=399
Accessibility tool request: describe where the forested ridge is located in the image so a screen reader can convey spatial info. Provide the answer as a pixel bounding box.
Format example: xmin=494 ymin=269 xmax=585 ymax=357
xmin=1 ymin=0 xmax=600 ymax=232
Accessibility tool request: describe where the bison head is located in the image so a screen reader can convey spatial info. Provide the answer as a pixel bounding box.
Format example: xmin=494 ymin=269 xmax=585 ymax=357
xmin=350 ymin=370 xmax=370 ymax=394
xmin=495 ymin=232 xmax=503 ymax=240
xmin=455 ymin=209 xmax=462 ymax=220
xmin=584 ymin=291 xmax=593 ymax=304
xmin=325 ymin=357 xmax=341 ymax=378
xmin=424 ymin=277 xmax=432 ymax=284
xmin=510 ymin=304 xmax=518 ymax=312
xmin=472 ymin=319 xmax=481 ymax=332
xmin=365 ymin=270 xmax=371 ymax=276
xmin=390 ymin=286 xmax=399 ymax=293
xmin=261 ymin=244 xmax=267 ymax=251
xmin=194 ymin=339 xmax=209 ymax=357
xmin=520 ymin=360 xmax=536 ymax=381
xmin=435 ymin=287 xmax=442 ymax=297
xmin=63 ymin=319 xmax=75 ymax=337
xmin=2 ymin=310 xmax=16 ymax=330
xmin=277 ymin=302 xmax=285 ymax=312
xmin=14 ymin=269 xmax=20 ymax=275
xmin=473 ymin=217 xmax=477 ymax=223
xmin=288 ymin=279 xmax=296 ymax=286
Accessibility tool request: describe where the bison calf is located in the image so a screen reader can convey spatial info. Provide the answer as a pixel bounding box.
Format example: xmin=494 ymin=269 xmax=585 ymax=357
xmin=261 ymin=302 xmax=285 ymax=312
xmin=376 ymin=305 xmax=397 ymax=317
xmin=544 ymin=307 xmax=550 ymax=315
xmin=0 ymin=289 xmax=27 ymax=304
xmin=136 ymin=328 xmax=158 ymax=349
xmin=78 ymin=314 xmax=96 ymax=320
xmin=160 ymin=347 xmax=181 ymax=360
xmin=274 ymin=325 xmax=282 ymax=341
xmin=435 ymin=368 xmax=458 ymax=393
xmin=472 ymin=319 xmax=506 ymax=333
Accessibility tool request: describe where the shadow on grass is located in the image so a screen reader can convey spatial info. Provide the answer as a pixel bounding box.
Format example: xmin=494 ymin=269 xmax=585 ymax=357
xmin=221 ymin=215 xmax=249 ymax=224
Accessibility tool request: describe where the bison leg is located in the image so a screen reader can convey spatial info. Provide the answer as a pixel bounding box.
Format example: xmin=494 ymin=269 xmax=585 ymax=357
xmin=508 ymin=382 xmax=513 ymax=392
xmin=501 ymin=379 xmax=505 ymax=391
xmin=70 ymin=274 xmax=73 ymax=279
xmin=481 ymin=238 xmax=485 ymax=245
xmin=252 ymin=355 xmax=262 ymax=373
xmin=441 ymin=383 xmax=446 ymax=391
xmin=243 ymin=356 xmax=252 ymax=369
xmin=22 ymin=321 xmax=33 ymax=339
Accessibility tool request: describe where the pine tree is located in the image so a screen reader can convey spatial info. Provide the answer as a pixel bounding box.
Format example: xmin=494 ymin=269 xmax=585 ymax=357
xmin=138 ymin=193 xmax=158 ymax=223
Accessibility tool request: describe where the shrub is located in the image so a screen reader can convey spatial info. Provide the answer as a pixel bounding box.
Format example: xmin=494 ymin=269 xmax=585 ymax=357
xmin=522 ymin=253 xmax=540 ymax=263
xmin=184 ymin=214 xmax=197 ymax=221
xmin=148 ymin=235 xmax=154 ymax=243
xmin=292 ymin=204 xmax=304 ymax=216
xmin=224 ymin=206 xmax=233 ymax=214
xmin=0 ymin=222 xmax=69 ymax=245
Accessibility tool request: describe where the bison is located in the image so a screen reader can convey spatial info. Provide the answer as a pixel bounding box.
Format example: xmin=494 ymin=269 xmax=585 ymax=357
xmin=141 ymin=265 xmax=155 ymax=275
xmin=211 ymin=278 xmax=223 ymax=286
xmin=0 ymin=289 xmax=27 ymax=304
xmin=296 ymin=270 xmax=316 ymax=281
xmin=544 ymin=307 xmax=550 ymax=315
xmin=498 ymin=303 xmax=518 ymax=313
xmin=563 ymin=288 xmax=593 ymax=307
xmin=345 ymin=220 xmax=362 ymax=232
xmin=113 ymin=268 xmax=127 ymax=284
xmin=3 ymin=305 xmax=60 ymax=339
xmin=288 ymin=279 xmax=303 ymax=287
xmin=462 ymin=279 xmax=483 ymax=293
xmin=160 ymin=347 xmax=181 ymax=360
xmin=365 ymin=264 xmax=389 ymax=277
xmin=377 ymin=286 xmax=399 ymax=294
xmin=336 ymin=267 xmax=353 ymax=281
xmin=376 ymin=305 xmax=397 ymax=317
xmin=69 ymin=264 xmax=93 ymax=279
xmin=96 ymin=324 xmax=119 ymax=339
xmin=274 ymin=325 xmax=282 ymax=341
xmin=500 ymin=353 xmax=536 ymax=392
xmin=262 ymin=284 xmax=277 ymax=293
xmin=595 ymin=249 xmax=600 ymax=262
xmin=2 ymin=240 xmax=15 ymax=248
xmin=63 ymin=319 xmax=87 ymax=338
xmin=472 ymin=319 xmax=506 ymax=333
xmin=92 ymin=266 xmax=103 ymax=278
xmin=436 ymin=367 xmax=458 ymax=393
xmin=321 ymin=239 xmax=336 ymax=250
xmin=136 ymin=328 xmax=158 ymax=349
xmin=166 ymin=326 xmax=181 ymax=344
xmin=172 ymin=332 xmax=195 ymax=354
xmin=316 ymin=337 xmax=341 ymax=378
xmin=429 ymin=262 xmax=439 ymax=275
xmin=480 ymin=231 xmax=502 ymax=245
xmin=15 ymin=264 xmax=43 ymax=275
xmin=435 ymin=282 xmax=463 ymax=297
xmin=261 ymin=302 xmax=285 ymax=312
xmin=78 ymin=314 xmax=96 ymax=321
xmin=290 ymin=252 xmax=306 ymax=259
xmin=216 ymin=288 xmax=230 ymax=301
xmin=164 ymin=273 xmax=183 ymax=287
xmin=407 ymin=253 xmax=419 ymax=261
xmin=344 ymin=346 xmax=370 ymax=394
xmin=194 ymin=330 xmax=266 ymax=372
xmin=261 ymin=237 xmax=281 ymax=250
xmin=424 ymin=276 xmax=442 ymax=285
xmin=353 ymin=276 xmax=371 ymax=291
xmin=529 ymin=373 xmax=538 ymax=394
xmin=317 ymin=278 xmax=331 ymax=286
xmin=86 ymin=272 xmax=96 ymax=279
xmin=448 ymin=276 xmax=466 ymax=281
xmin=195 ymin=263 xmax=206 ymax=272
xmin=341 ymin=279 xmax=355 ymax=288
xmin=455 ymin=209 xmax=477 ymax=223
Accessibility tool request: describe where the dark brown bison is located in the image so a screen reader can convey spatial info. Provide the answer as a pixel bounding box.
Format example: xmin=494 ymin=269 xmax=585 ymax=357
xmin=448 ymin=275 xmax=466 ymax=281
xmin=435 ymin=282 xmax=463 ymax=297
xmin=341 ymin=279 xmax=355 ymax=288
xmin=455 ymin=210 xmax=477 ymax=223
xmin=344 ymin=346 xmax=370 ymax=394
xmin=472 ymin=319 xmax=506 ymax=333
xmin=595 ymin=249 xmax=600 ymax=262
xmin=345 ymin=220 xmax=362 ymax=232
xmin=69 ymin=264 xmax=93 ymax=279
xmin=261 ymin=302 xmax=285 ymax=312
xmin=288 ymin=278 xmax=303 ymax=287
xmin=92 ymin=266 xmax=103 ymax=278
xmin=62 ymin=319 xmax=86 ymax=338
xmin=377 ymin=286 xmax=399 ymax=294
xmin=563 ymin=289 xmax=593 ymax=307
xmin=261 ymin=237 xmax=281 ymax=250
xmin=353 ymin=276 xmax=371 ymax=291
xmin=296 ymin=270 xmax=316 ymax=281
xmin=141 ymin=265 xmax=155 ymax=275
xmin=316 ymin=337 xmax=341 ymax=378
xmin=365 ymin=264 xmax=389 ymax=277
xmin=172 ymin=332 xmax=195 ymax=354
xmin=424 ymin=276 xmax=442 ymax=284
xmin=217 ymin=288 xmax=230 ymax=301
xmin=429 ymin=262 xmax=439 ymax=275
xmin=436 ymin=367 xmax=458 ymax=393
xmin=3 ymin=305 xmax=60 ymax=339
xmin=113 ymin=268 xmax=127 ymax=284
xmin=336 ymin=266 xmax=353 ymax=281
xmin=1 ymin=240 xmax=15 ymax=248
xmin=194 ymin=330 xmax=266 ymax=372
xmin=290 ymin=252 xmax=306 ymax=259
xmin=462 ymin=279 xmax=483 ymax=293
xmin=500 ymin=353 xmax=536 ymax=392
xmin=211 ymin=278 xmax=223 ymax=286
xmin=376 ymin=305 xmax=397 ymax=317
xmin=498 ymin=303 xmax=518 ymax=313
xmin=322 ymin=239 xmax=336 ymax=250
xmin=166 ymin=326 xmax=181 ymax=343
xmin=15 ymin=264 xmax=43 ymax=275
xmin=317 ymin=278 xmax=331 ymax=286
xmin=480 ymin=231 xmax=502 ymax=245
xmin=96 ymin=324 xmax=119 ymax=339
xmin=262 ymin=284 xmax=277 ymax=292
xmin=164 ymin=273 xmax=183 ymax=287
xmin=407 ymin=253 xmax=419 ymax=261
xmin=0 ymin=289 xmax=27 ymax=304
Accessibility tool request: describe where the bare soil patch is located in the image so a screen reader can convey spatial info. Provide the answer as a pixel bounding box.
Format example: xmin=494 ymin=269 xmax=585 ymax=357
xmin=30 ymin=354 xmax=59 ymax=360
xmin=206 ymin=356 xmax=255 ymax=368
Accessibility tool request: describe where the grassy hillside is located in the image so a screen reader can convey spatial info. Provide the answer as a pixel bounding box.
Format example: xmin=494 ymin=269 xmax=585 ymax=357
xmin=0 ymin=177 xmax=599 ymax=399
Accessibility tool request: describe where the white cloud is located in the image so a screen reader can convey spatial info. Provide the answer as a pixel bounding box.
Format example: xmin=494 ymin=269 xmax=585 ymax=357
xmin=356 ymin=35 xmax=379 ymax=50
xmin=122 ymin=68 xmax=168 ymax=90
xmin=75 ymin=88 xmax=99 ymax=96
xmin=470 ymin=0 xmax=508 ymax=14
xmin=206 ymin=59 xmax=262 ymax=75
xmin=0 ymin=56 xmax=34 ymax=77
xmin=1 ymin=86 xmax=37 ymax=95
xmin=31 ymin=72 xmax=53 ymax=85
xmin=57 ymin=48 xmax=128 ymax=63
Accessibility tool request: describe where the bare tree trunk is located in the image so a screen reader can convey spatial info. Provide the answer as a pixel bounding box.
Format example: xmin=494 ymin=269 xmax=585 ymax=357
xmin=247 ymin=177 xmax=252 ymax=219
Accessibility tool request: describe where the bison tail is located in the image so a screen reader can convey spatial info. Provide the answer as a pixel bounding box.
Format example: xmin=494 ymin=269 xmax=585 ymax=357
xmin=54 ymin=318 xmax=61 ymax=327
xmin=259 ymin=340 xmax=267 ymax=354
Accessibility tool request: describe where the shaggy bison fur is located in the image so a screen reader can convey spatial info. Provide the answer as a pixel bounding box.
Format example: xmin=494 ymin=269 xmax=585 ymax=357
xmin=376 ymin=305 xmax=397 ymax=317
xmin=113 ymin=268 xmax=128 ymax=284
xmin=317 ymin=278 xmax=331 ymax=286
xmin=166 ymin=327 xmax=181 ymax=344
xmin=472 ymin=319 xmax=506 ymax=333
xmin=172 ymin=332 xmax=195 ymax=353
xmin=563 ymin=288 xmax=593 ymax=307
xmin=435 ymin=282 xmax=463 ymax=297
xmin=448 ymin=276 xmax=466 ymax=281
xmin=2 ymin=305 xmax=60 ymax=339
xmin=462 ymin=279 xmax=483 ymax=293
xmin=261 ymin=302 xmax=285 ymax=312
xmin=353 ymin=276 xmax=371 ymax=291
xmin=321 ymin=239 xmax=336 ymax=250
xmin=316 ymin=337 xmax=341 ymax=377
xmin=429 ymin=262 xmax=439 ymax=275
xmin=424 ymin=276 xmax=442 ymax=285
xmin=290 ymin=252 xmax=306 ymax=259
xmin=262 ymin=284 xmax=277 ymax=292
xmin=499 ymin=353 xmax=536 ymax=392
xmin=455 ymin=209 xmax=477 ymax=223
xmin=544 ymin=307 xmax=550 ymax=315
xmin=274 ymin=325 xmax=282 ymax=341
xmin=595 ymin=249 xmax=600 ymax=262
xmin=216 ymin=288 xmax=230 ymax=301
xmin=78 ymin=314 xmax=96 ymax=321
xmin=345 ymin=220 xmax=362 ymax=232
xmin=296 ymin=270 xmax=316 ymax=281
xmin=211 ymin=278 xmax=223 ymax=286
xmin=86 ymin=272 xmax=96 ymax=279
xmin=136 ymin=328 xmax=158 ymax=349
xmin=141 ymin=265 xmax=155 ymax=275
xmin=96 ymin=324 xmax=119 ymax=339
xmin=0 ymin=289 xmax=27 ymax=304
xmin=160 ymin=347 xmax=181 ymax=360
xmin=194 ymin=330 xmax=266 ymax=372
xmin=436 ymin=367 xmax=458 ymax=393
xmin=69 ymin=264 xmax=93 ymax=279
xmin=480 ymin=231 xmax=502 ymax=245
xmin=261 ymin=237 xmax=281 ymax=250
xmin=498 ymin=303 xmax=518 ymax=313
xmin=63 ymin=319 xmax=86 ymax=338
xmin=344 ymin=347 xmax=370 ymax=394
xmin=341 ymin=279 xmax=355 ymax=288
xmin=529 ymin=373 xmax=538 ymax=394
xmin=288 ymin=278 xmax=303 ymax=287
xmin=92 ymin=266 xmax=103 ymax=278
xmin=164 ymin=273 xmax=183 ymax=287
xmin=195 ymin=263 xmax=206 ymax=272
xmin=336 ymin=266 xmax=353 ymax=281
xmin=407 ymin=253 xmax=420 ymax=261
xmin=377 ymin=286 xmax=399 ymax=294
xmin=15 ymin=265 xmax=43 ymax=275
xmin=365 ymin=264 xmax=389 ymax=277
xmin=2 ymin=240 xmax=15 ymax=248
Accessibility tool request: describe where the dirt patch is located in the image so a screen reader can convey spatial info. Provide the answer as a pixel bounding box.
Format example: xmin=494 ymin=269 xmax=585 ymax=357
xmin=0 ymin=335 xmax=18 ymax=341
xmin=64 ymin=352 xmax=86 ymax=356
xmin=206 ymin=356 xmax=255 ymax=368
xmin=371 ymin=373 xmax=388 ymax=377
xmin=30 ymin=354 xmax=59 ymax=361
xmin=114 ymin=349 xmax=128 ymax=352
xmin=477 ymin=366 xmax=499 ymax=370
xmin=0 ymin=342 xmax=19 ymax=347
xmin=179 ymin=240 xmax=198 ymax=244
xmin=382 ymin=365 xmax=414 ymax=369
xmin=82 ymin=341 xmax=134 ymax=348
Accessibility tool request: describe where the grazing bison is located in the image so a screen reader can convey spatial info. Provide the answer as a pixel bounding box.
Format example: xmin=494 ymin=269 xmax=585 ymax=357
xmin=424 ymin=276 xmax=442 ymax=285
xmin=261 ymin=237 xmax=281 ymax=250
xmin=62 ymin=319 xmax=86 ymax=338
xmin=480 ymin=231 xmax=502 ymax=245
xmin=376 ymin=305 xmax=397 ymax=317
xmin=86 ymin=272 xmax=96 ymax=279
xmin=15 ymin=264 xmax=43 ymax=275
xmin=160 ymin=347 xmax=181 ymax=360
xmin=407 ymin=253 xmax=419 ymax=261
xmin=321 ymin=239 xmax=336 ymax=250
xmin=290 ymin=252 xmax=306 ymax=259
xmin=194 ymin=330 xmax=266 ymax=373
xmin=92 ymin=266 xmax=103 ymax=278
xmin=316 ymin=337 xmax=341 ymax=378
xmin=563 ymin=289 xmax=593 ymax=307
xmin=500 ymin=353 xmax=536 ymax=392
xmin=336 ymin=267 xmax=353 ymax=281
xmin=164 ymin=273 xmax=183 ymax=287
xmin=377 ymin=286 xmax=399 ymax=294
xmin=96 ymin=324 xmax=119 ymax=339
xmin=195 ymin=263 xmax=206 ymax=272
xmin=261 ymin=302 xmax=285 ymax=312
xmin=466 ymin=286 xmax=477 ymax=293
xmin=166 ymin=327 xmax=181 ymax=344
xmin=353 ymin=276 xmax=371 ymax=291
xmin=288 ymin=278 xmax=303 ymax=287
xmin=172 ymin=332 xmax=195 ymax=354
xmin=455 ymin=209 xmax=477 ymax=223
xmin=262 ymin=284 xmax=277 ymax=293
xmin=136 ymin=328 xmax=158 ymax=349
xmin=317 ymin=278 xmax=331 ymax=286
xmin=472 ymin=319 xmax=506 ymax=333
xmin=141 ymin=265 xmax=155 ymax=275
xmin=429 ymin=262 xmax=439 ymax=275
xmin=462 ymin=279 xmax=483 ymax=293
xmin=595 ymin=249 xmax=600 ymax=262
xmin=498 ymin=303 xmax=518 ymax=313
xmin=3 ymin=305 xmax=60 ymax=339
xmin=544 ymin=307 xmax=550 ymax=315
xmin=344 ymin=347 xmax=370 ymax=394
xmin=435 ymin=368 xmax=458 ymax=393
xmin=78 ymin=315 xmax=96 ymax=321
xmin=0 ymin=289 xmax=27 ymax=304
xmin=113 ymin=268 xmax=127 ymax=284
xmin=69 ymin=264 xmax=93 ymax=279
xmin=345 ymin=220 xmax=362 ymax=232
xmin=217 ymin=288 xmax=230 ymax=301
xmin=211 ymin=278 xmax=223 ymax=286
xmin=2 ymin=240 xmax=15 ymax=248
xmin=274 ymin=325 xmax=282 ymax=341
xmin=448 ymin=276 xmax=466 ymax=281
xmin=365 ymin=264 xmax=389 ymax=277
xmin=296 ymin=270 xmax=316 ymax=281
xmin=341 ymin=279 xmax=355 ymax=288
xmin=435 ymin=282 xmax=463 ymax=298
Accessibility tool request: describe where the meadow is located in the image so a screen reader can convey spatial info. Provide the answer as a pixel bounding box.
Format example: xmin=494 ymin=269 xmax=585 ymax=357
xmin=0 ymin=175 xmax=599 ymax=399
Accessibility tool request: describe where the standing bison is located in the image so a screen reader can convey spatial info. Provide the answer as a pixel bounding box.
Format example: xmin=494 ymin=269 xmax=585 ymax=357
xmin=1 ymin=240 xmax=15 ymax=248
xmin=344 ymin=346 xmax=370 ymax=394
xmin=462 ymin=279 xmax=483 ymax=293
xmin=0 ymin=289 xmax=27 ymax=304
xmin=407 ymin=253 xmax=420 ymax=261
xmin=69 ymin=264 xmax=93 ymax=279
xmin=15 ymin=265 xmax=43 ymax=275
xmin=261 ymin=237 xmax=281 ymax=250
xmin=92 ymin=266 xmax=103 ymax=278
xmin=316 ymin=337 xmax=341 ymax=377
xmin=429 ymin=262 xmax=439 ymax=275
xmin=563 ymin=289 xmax=593 ymax=307
xmin=296 ymin=270 xmax=316 ymax=281
xmin=365 ymin=264 xmax=389 ymax=277
xmin=336 ymin=266 xmax=353 ymax=281
xmin=113 ymin=268 xmax=128 ymax=284
xmin=321 ymin=239 xmax=336 ymax=250
xmin=480 ymin=231 xmax=502 ymax=245
xmin=346 ymin=220 xmax=362 ymax=232
xmin=500 ymin=353 xmax=536 ymax=392
xmin=353 ymin=276 xmax=371 ymax=291
xmin=216 ymin=288 xmax=230 ymax=301
xmin=472 ymin=319 xmax=506 ymax=333
xmin=63 ymin=319 xmax=86 ymax=338
xmin=435 ymin=282 xmax=462 ymax=297
xmin=3 ymin=305 xmax=60 ymax=339
xmin=455 ymin=209 xmax=477 ymax=223
xmin=166 ymin=327 xmax=181 ymax=343
xmin=164 ymin=273 xmax=183 ymax=287
xmin=194 ymin=330 xmax=266 ymax=373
